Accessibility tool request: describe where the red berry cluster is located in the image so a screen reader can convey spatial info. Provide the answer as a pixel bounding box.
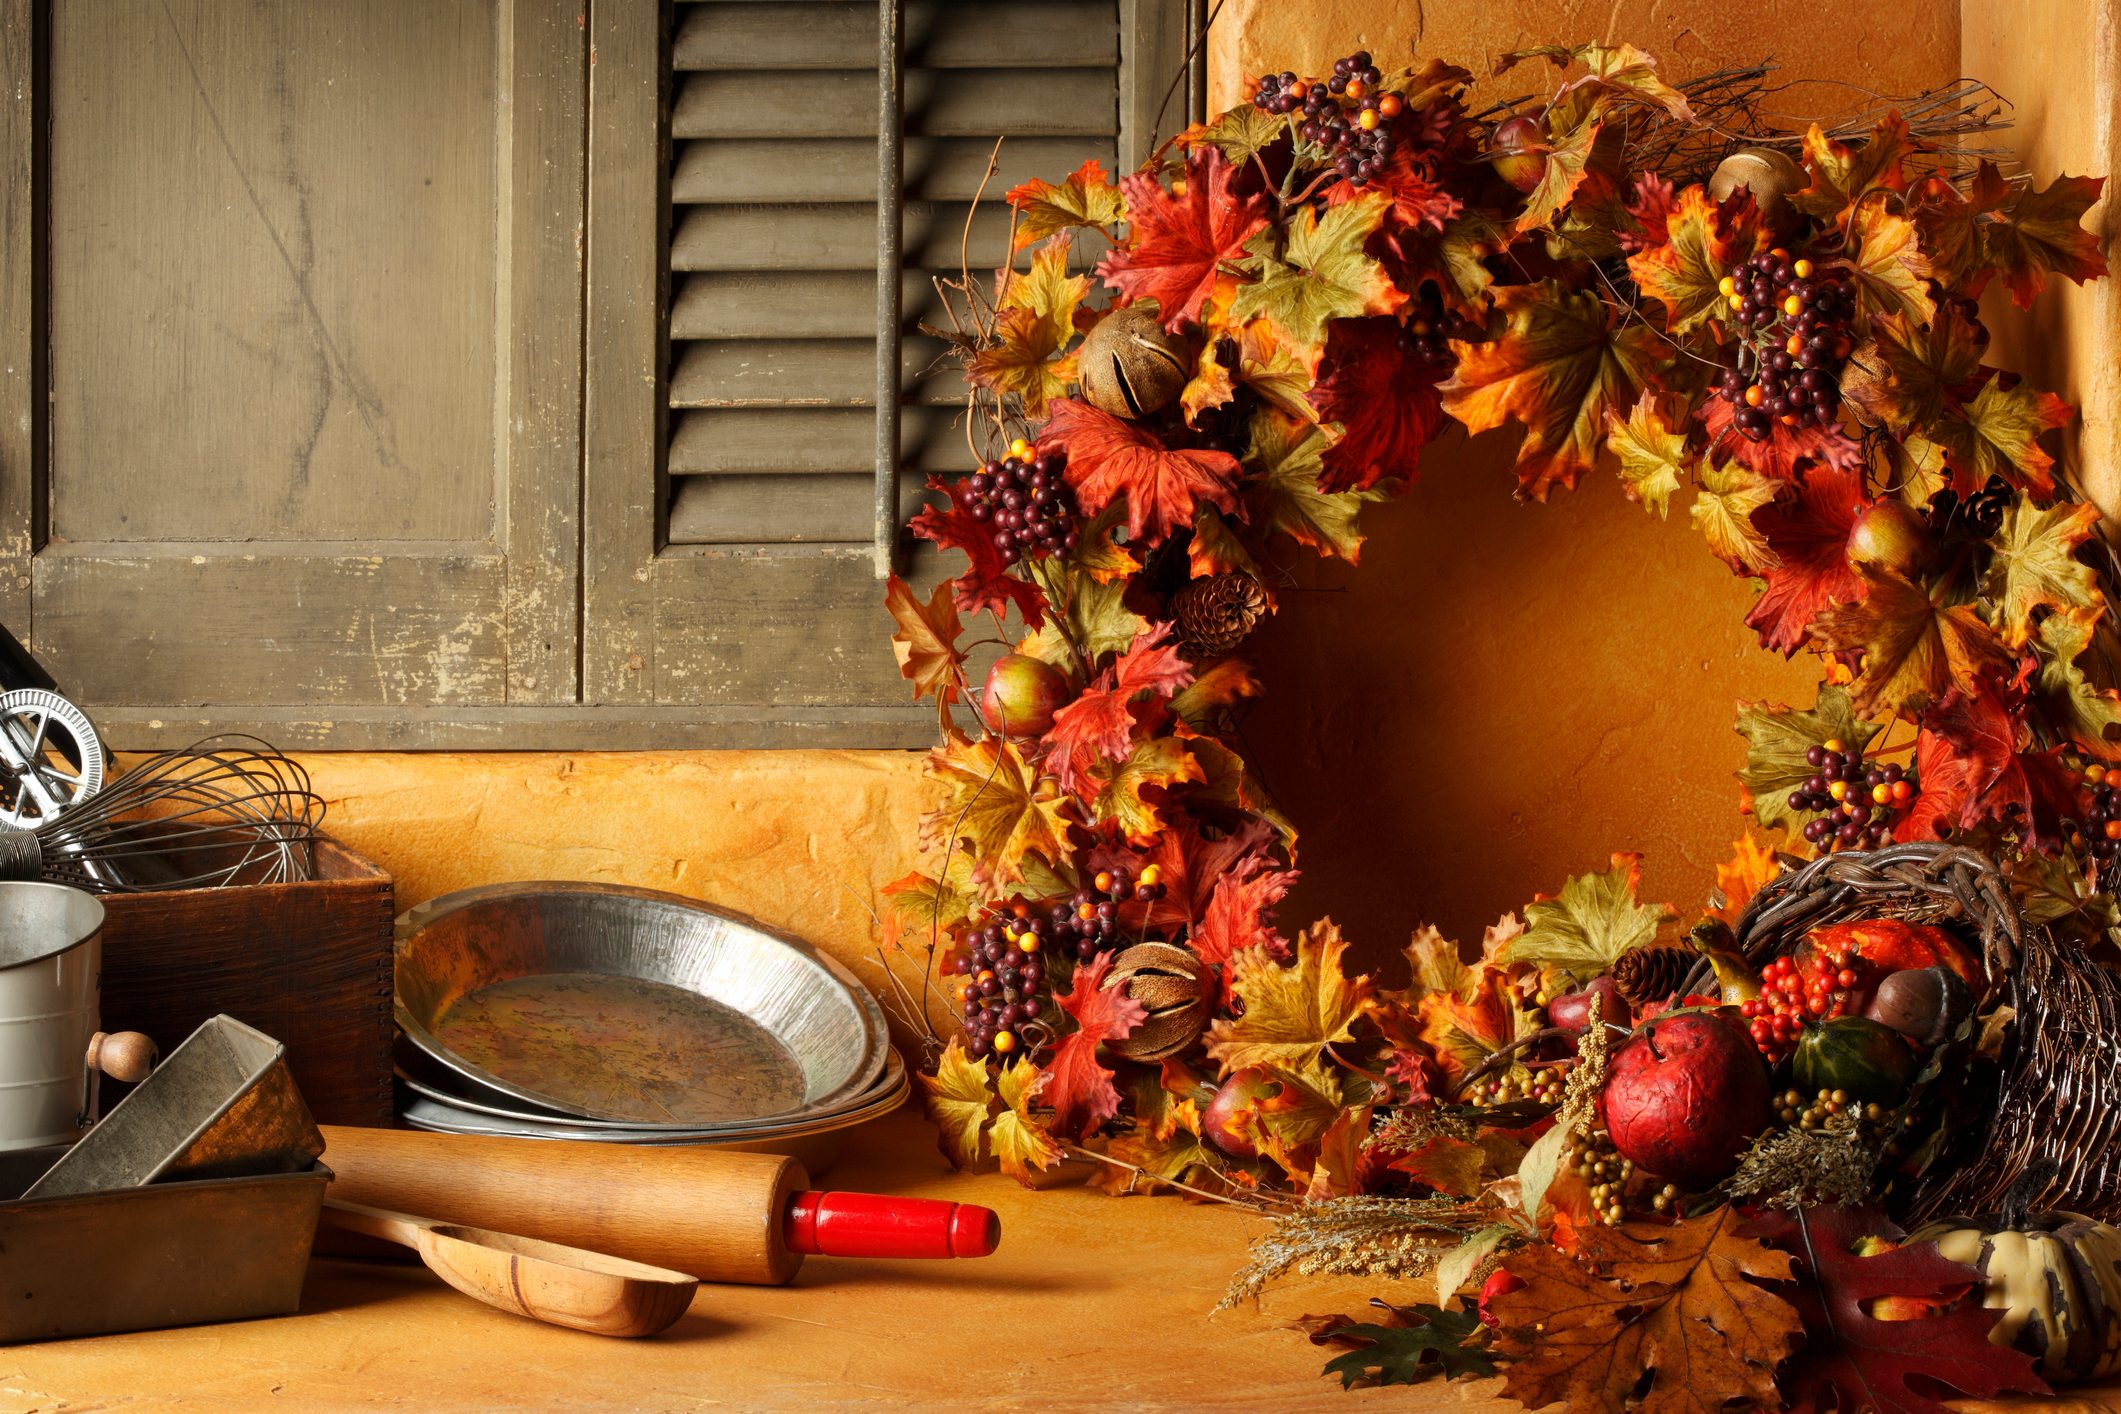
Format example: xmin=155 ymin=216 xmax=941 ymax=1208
xmin=1717 ymin=249 xmax=1854 ymax=441
xmin=1788 ymin=738 xmax=1910 ymax=852
xmin=963 ymin=438 xmax=1078 ymax=565
xmin=1740 ymin=948 xmax=1862 ymax=1062
xmin=950 ymin=905 xmax=1050 ymax=1060
xmin=1250 ymin=52 xmax=1406 ymax=186
xmin=2072 ymin=765 xmax=2121 ymax=864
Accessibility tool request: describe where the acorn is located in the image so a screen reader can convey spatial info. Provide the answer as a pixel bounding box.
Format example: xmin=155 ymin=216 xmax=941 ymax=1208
xmin=1708 ymin=147 xmax=1808 ymax=225
xmin=1076 ymin=306 xmax=1194 ymax=419
xmin=1101 ymin=942 xmax=1212 ymax=1062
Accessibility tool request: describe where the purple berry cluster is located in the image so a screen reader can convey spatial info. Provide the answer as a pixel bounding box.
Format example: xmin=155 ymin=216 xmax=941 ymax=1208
xmin=962 ymin=447 xmax=1078 ymax=563
xmin=1718 ymin=249 xmax=1854 ymax=442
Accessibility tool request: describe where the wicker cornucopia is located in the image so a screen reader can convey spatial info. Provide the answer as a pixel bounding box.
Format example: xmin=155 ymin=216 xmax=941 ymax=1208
xmin=1732 ymin=841 xmax=2121 ymax=1223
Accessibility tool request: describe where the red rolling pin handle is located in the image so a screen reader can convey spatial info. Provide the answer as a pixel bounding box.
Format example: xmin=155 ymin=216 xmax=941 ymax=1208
xmin=782 ymin=1191 xmax=1001 ymax=1260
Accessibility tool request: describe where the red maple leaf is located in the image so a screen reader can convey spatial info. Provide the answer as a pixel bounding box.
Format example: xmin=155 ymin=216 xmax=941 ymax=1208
xmin=1382 ymin=1047 xmax=1437 ymax=1105
xmin=1897 ymin=684 xmax=2076 ymax=848
xmin=1744 ymin=1206 xmax=2049 ymax=1414
xmin=1700 ymin=393 xmax=1865 ymax=481
xmin=1324 ymin=139 xmax=1463 ymax=244
xmin=907 ymin=476 xmax=1047 ymax=627
xmin=1041 ymin=624 xmax=1196 ymax=794
xmin=1307 ymin=316 xmax=1450 ymax=491
xmin=1745 ymin=465 xmax=1868 ymax=654
xmin=1096 ymin=145 xmax=1268 ymax=331
xmin=1620 ymin=172 xmax=1678 ymax=253
xmin=1042 ymin=398 xmax=1242 ymax=546
xmin=1191 ymin=856 xmax=1299 ymax=967
xmin=1121 ymin=814 xmax=1279 ymax=935
xmin=1044 ymin=953 xmax=1147 ymax=1140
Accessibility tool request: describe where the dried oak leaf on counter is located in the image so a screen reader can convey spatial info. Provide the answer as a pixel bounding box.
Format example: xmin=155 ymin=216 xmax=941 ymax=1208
xmin=1743 ymin=1206 xmax=2050 ymax=1414
xmin=1487 ymin=1207 xmax=1802 ymax=1413
xmin=1300 ymin=1301 xmax=1496 ymax=1389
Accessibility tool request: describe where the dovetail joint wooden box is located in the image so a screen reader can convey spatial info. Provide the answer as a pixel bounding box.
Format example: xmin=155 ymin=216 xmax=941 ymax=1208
xmin=95 ymin=840 xmax=395 ymax=1128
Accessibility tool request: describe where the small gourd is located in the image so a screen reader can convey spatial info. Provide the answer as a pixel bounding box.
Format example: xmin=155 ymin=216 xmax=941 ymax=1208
xmin=1911 ymin=1213 xmax=2121 ymax=1383
xmin=1076 ymin=306 xmax=1194 ymax=419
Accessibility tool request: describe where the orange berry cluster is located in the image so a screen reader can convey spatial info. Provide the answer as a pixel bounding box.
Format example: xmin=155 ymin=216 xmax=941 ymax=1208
xmin=1740 ymin=947 xmax=1861 ymax=1062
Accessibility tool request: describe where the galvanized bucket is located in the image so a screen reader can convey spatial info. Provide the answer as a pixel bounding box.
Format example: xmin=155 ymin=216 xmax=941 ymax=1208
xmin=0 ymin=883 xmax=105 ymax=1151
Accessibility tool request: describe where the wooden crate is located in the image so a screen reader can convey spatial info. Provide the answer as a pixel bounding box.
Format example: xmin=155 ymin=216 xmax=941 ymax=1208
xmin=95 ymin=840 xmax=395 ymax=1127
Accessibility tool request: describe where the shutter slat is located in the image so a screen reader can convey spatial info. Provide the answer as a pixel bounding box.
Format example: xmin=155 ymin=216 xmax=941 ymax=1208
xmin=669 ymin=407 xmax=976 ymax=475
xmin=671 ymin=339 xmax=965 ymax=408
xmin=673 ymin=203 xmax=1104 ymax=272
xmin=676 ymin=2 xmax=1118 ymax=71
xmin=666 ymin=474 xmax=936 ymax=546
xmin=674 ymin=136 xmax=1118 ymax=205
xmin=672 ymin=271 xmax=965 ymax=340
xmin=674 ymin=69 xmax=1117 ymax=139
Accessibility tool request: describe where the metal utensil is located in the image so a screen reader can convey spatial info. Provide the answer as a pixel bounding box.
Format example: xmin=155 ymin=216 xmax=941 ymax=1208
xmin=322 ymin=1199 xmax=699 ymax=1338
xmin=25 ymin=1014 xmax=322 ymax=1199
xmin=0 ymin=883 xmax=113 ymax=1151
xmin=394 ymin=883 xmax=887 ymax=1126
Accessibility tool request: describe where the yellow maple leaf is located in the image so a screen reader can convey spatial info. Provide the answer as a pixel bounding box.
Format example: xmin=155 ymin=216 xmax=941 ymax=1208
xmin=1093 ymin=736 xmax=1205 ymax=842
xmin=1690 ymin=460 xmax=1779 ymax=572
xmin=988 ymin=1056 xmax=1060 ymax=1183
xmin=920 ymin=1038 xmax=994 ymax=1169
xmin=919 ymin=734 xmax=1076 ymax=885
xmin=1205 ymin=919 xmax=1377 ymax=1075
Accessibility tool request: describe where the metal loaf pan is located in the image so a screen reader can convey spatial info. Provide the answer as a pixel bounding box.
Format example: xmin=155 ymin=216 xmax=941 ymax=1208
xmin=0 ymin=1148 xmax=327 ymax=1344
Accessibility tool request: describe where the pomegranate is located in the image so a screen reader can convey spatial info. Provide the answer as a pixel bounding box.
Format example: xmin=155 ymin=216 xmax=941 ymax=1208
xmin=1600 ymin=1011 xmax=1770 ymax=1186
xmin=1202 ymin=1068 xmax=1280 ymax=1159
xmin=1846 ymin=500 xmax=1933 ymax=577
xmin=1491 ymin=115 xmax=1549 ymax=193
xmin=980 ymin=654 xmax=1071 ymax=737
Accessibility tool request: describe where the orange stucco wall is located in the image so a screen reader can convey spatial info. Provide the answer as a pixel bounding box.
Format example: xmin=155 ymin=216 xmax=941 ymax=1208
xmin=301 ymin=0 xmax=2100 ymax=998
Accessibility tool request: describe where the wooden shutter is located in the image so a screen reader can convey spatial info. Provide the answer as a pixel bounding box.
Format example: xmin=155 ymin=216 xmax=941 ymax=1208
xmin=665 ymin=0 xmax=1123 ymax=547
xmin=580 ymin=0 xmax=1190 ymax=744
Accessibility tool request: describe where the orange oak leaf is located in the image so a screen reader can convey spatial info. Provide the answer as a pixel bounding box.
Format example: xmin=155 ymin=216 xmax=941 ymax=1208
xmin=1488 ymin=1208 xmax=1803 ymax=1414
xmin=1045 ymin=952 xmax=1146 ymax=1140
xmin=1307 ymin=316 xmax=1449 ymax=492
xmin=1440 ymin=281 xmax=1664 ymax=500
xmin=885 ymin=574 xmax=964 ymax=702
xmin=1043 ymin=397 xmax=1241 ymax=546
xmin=1191 ymin=855 xmax=1298 ymax=968
xmin=1744 ymin=464 xmax=1868 ymax=654
xmin=1627 ymin=184 xmax=1765 ymax=336
xmin=1814 ymin=566 xmax=2010 ymax=718
xmin=908 ymin=476 xmax=1047 ymax=628
xmin=1005 ymin=158 xmax=1125 ymax=250
xmin=1096 ymin=145 xmax=1269 ymax=331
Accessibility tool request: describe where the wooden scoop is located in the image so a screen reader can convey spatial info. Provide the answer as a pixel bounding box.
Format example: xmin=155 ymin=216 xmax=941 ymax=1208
xmin=322 ymin=1200 xmax=699 ymax=1338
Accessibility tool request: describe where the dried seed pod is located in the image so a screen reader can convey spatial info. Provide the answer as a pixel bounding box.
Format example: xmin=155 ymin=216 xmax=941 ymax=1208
xmin=1172 ymin=573 xmax=1268 ymax=658
xmin=1076 ymin=306 xmax=1194 ymax=419
xmin=1609 ymin=945 xmax=1697 ymax=1010
xmin=1102 ymin=942 xmax=1211 ymax=1063
xmin=1707 ymin=146 xmax=1807 ymax=224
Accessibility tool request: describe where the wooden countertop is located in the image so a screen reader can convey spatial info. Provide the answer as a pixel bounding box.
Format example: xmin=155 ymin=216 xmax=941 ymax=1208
xmin=4 ymin=1108 xmax=2114 ymax=1412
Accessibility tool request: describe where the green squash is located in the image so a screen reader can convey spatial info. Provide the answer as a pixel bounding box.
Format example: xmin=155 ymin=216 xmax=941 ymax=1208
xmin=1790 ymin=1015 xmax=1919 ymax=1104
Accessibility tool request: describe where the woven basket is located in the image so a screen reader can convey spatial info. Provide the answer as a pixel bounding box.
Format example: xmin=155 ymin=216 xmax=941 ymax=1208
xmin=1732 ymin=841 xmax=2121 ymax=1224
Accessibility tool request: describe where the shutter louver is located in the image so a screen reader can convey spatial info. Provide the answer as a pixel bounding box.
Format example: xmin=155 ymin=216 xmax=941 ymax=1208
xmin=666 ymin=0 xmax=1121 ymax=547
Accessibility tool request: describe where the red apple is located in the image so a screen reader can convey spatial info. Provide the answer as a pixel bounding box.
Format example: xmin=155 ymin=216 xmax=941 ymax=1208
xmin=980 ymin=654 xmax=1070 ymax=737
xmin=1491 ymin=115 xmax=1549 ymax=193
xmin=1846 ymin=500 xmax=1932 ymax=577
xmin=1600 ymin=1011 xmax=1770 ymax=1186
xmin=1548 ymin=976 xmax=1632 ymax=1034
xmin=1202 ymin=1067 xmax=1279 ymax=1159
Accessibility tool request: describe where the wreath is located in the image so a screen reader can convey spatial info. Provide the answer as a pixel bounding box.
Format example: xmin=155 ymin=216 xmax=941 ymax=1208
xmin=874 ymin=42 xmax=2121 ymax=1408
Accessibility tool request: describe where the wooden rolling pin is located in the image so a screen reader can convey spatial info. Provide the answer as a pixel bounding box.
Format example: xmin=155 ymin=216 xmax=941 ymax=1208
xmin=318 ymin=1126 xmax=1000 ymax=1286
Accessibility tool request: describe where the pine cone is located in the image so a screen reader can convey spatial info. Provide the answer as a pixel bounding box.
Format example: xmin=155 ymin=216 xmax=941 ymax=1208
xmin=1611 ymin=945 xmax=1698 ymax=1009
xmin=1173 ymin=573 xmax=1267 ymax=658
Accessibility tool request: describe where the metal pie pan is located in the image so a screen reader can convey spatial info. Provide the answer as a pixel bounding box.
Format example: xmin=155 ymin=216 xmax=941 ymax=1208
xmin=396 ymin=1040 xmax=907 ymax=1135
xmin=394 ymin=1055 xmax=909 ymax=1146
xmin=395 ymin=882 xmax=888 ymax=1126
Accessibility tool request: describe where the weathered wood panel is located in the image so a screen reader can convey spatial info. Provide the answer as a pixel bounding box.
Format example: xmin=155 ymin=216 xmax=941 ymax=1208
xmin=674 ymin=136 xmax=1117 ymax=204
xmin=674 ymin=68 xmax=1117 ymax=139
xmin=0 ymin=1 xmax=37 ymax=630
xmin=49 ymin=1 xmax=500 ymax=544
xmin=676 ymin=2 xmax=1118 ymax=72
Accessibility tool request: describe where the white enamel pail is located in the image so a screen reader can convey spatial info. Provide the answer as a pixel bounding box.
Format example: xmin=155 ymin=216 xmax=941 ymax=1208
xmin=0 ymin=883 xmax=106 ymax=1151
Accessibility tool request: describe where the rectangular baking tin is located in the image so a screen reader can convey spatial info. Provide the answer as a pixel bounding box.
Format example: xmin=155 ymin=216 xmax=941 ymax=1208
xmin=0 ymin=1148 xmax=327 ymax=1343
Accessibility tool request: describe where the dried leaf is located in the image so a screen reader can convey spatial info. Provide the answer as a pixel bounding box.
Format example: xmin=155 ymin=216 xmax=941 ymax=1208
xmin=2031 ymin=607 xmax=2121 ymax=761
xmin=1097 ymin=146 xmax=1269 ymax=331
xmin=1006 ymin=158 xmax=1125 ymax=250
xmin=885 ymin=574 xmax=965 ymax=702
xmin=1192 ymin=855 xmax=1297 ymax=968
xmin=1710 ymin=834 xmax=1782 ymax=928
xmin=1606 ymin=393 xmax=1691 ymax=519
xmin=921 ymin=1038 xmax=994 ymax=1168
xmin=1307 ymin=315 xmax=1448 ymax=492
xmin=1627 ymin=184 xmax=1764 ymax=335
xmin=1815 ymin=567 xmax=2010 ymax=717
xmin=1735 ymin=684 xmax=1883 ymax=833
xmin=1044 ymin=952 xmax=1146 ymax=1140
xmin=1845 ymin=203 xmax=1937 ymax=327
xmin=1935 ymin=378 xmax=2072 ymax=500
xmin=1045 ymin=397 xmax=1242 ymax=547
xmin=989 ymin=1055 xmax=1062 ymax=1181
xmin=1983 ymin=497 xmax=2105 ymax=647
xmin=1792 ymin=113 xmax=1917 ymax=223
xmin=1504 ymin=852 xmax=1675 ymax=987
xmin=1245 ymin=409 xmax=1384 ymax=563
xmin=1690 ymin=460 xmax=1780 ymax=572
xmin=1230 ymin=191 xmax=1406 ymax=351
xmin=1092 ymin=735 xmax=1205 ymax=841
xmin=1743 ymin=464 xmax=1867 ymax=655
xmin=1979 ymin=169 xmax=2109 ymax=309
xmin=1206 ymin=919 xmax=1376 ymax=1075
xmin=919 ymin=734 xmax=1075 ymax=885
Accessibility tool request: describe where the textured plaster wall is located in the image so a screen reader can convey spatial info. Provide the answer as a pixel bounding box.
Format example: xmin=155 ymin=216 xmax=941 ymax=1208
xmin=307 ymin=0 xmax=2072 ymax=994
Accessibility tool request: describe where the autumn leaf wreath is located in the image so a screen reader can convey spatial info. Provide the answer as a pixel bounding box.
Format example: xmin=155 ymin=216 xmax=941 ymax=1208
xmin=877 ymin=42 xmax=2121 ymax=1410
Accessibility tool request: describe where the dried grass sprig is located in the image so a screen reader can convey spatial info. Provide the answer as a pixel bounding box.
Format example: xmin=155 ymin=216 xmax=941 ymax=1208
xmin=1218 ymin=1195 xmax=1481 ymax=1311
xmin=1724 ymin=1110 xmax=1883 ymax=1209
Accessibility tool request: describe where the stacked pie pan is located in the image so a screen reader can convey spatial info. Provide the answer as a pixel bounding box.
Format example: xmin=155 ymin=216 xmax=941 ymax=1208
xmin=392 ymin=883 xmax=905 ymax=1172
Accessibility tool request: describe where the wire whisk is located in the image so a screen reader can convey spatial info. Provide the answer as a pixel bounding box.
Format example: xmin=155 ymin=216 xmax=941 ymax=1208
xmin=0 ymin=736 xmax=327 ymax=893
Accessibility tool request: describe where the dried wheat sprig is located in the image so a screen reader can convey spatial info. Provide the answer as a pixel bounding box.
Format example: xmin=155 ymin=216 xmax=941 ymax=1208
xmin=1724 ymin=1109 xmax=1883 ymax=1209
xmin=1217 ymin=1195 xmax=1483 ymax=1311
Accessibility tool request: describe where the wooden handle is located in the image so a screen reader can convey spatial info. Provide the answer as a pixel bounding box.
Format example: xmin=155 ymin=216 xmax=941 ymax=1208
xmin=320 ymin=1199 xmax=427 ymax=1250
xmin=319 ymin=1125 xmax=809 ymax=1285
xmin=85 ymin=1031 xmax=157 ymax=1084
